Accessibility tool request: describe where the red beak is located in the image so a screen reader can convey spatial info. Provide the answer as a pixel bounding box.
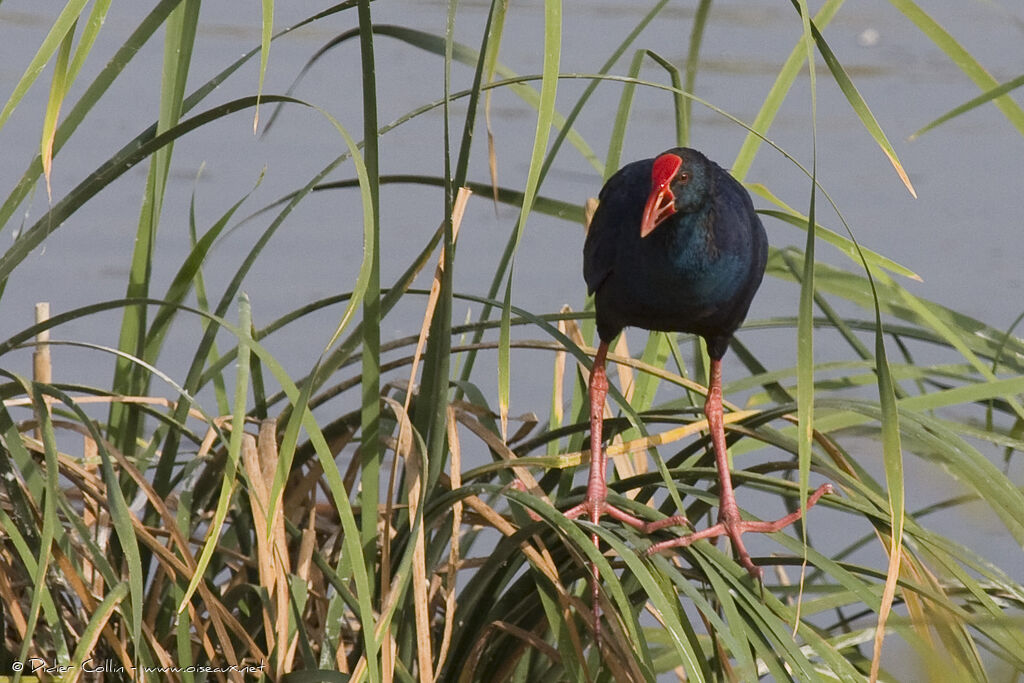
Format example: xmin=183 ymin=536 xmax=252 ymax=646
xmin=640 ymin=185 xmax=676 ymax=237
xmin=640 ymin=153 xmax=682 ymax=237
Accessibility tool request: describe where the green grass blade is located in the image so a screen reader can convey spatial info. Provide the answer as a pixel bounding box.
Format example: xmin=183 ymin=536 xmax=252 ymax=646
xmin=356 ymin=1 xmax=382 ymax=598
xmin=459 ymin=0 xmax=668 ymax=415
xmin=889 ymin=273 xmax=1024 ymax=423
xmin=890 ymin=0 xmax=1024 ymax=138
xmin=499 ymin=271 xmax=513 ymax=440
xmin=605 ymin=48 xmax=680 ymax=179
xmin=412 ymin=0 xmax=496 ymax=478
xmin=0 ymin=95 xmax=304 ymax=285
xmin=1 ymin=2 xmax=349 ymax=242
xmin=0 ymin=0 xmax=91 ymax=133
xmin=644 ymin=51 xmax=685 ymax=147
xmin=540 ymin=0 xmax=670 ymax=184
xmin=64 ymin=0 xmax=113 ymax=85
xmin=152 ymin=100 xmax=355 ymax=501
xmin=178 ymin=295 xmax=252 ymax=610
xmin=40 ymin=0 xmax=114 ymax=196
xmin=732 ymin=0 xmax=845 ymax=180
xmin=794 ymin=0 xmax=819 ymax=545
xmin=108 ymin=0 xmax=199 ymax=455
xmin=498 ymin=0 xmax=562 ymax=442
xmin=600 ymin=535 xmax=706 ymax=680
xmin=869 ymin=307 xmax=905 ymax=682
xmin=255 ymin=0 xmax=274 ymax=130
xmin=41 ymin=18 xmax=75 ymax=198
xmin=680 ymin=0 xmax=712 ymax=147
xmin=0 ymin=0 xmax=181 ymax=236
xmin=147 ymin=171 xmax=265 ymax=368
xmin=369 ymin=24 xmax=600 ymax=173
xmin=605 ymin=49 xmax=645 ymax=180
xmin=18 ymin=387 xmax=68 ymax=668
xmin=807 ymin=12 xmax=916 ymax=197
xmin=910 ymin=73 xmax=1024 ymax=140
xmin=751 ymin=187 xmax=920 ymax=280
xmin=315 ymin=175 xmax=583 ymax=223
xmin=310 ymin=86 xmax=386 ymax=680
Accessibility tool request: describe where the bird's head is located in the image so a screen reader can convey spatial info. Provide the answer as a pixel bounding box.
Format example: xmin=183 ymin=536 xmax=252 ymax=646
xmin=640 ymin=149 xmax=711 ymax=237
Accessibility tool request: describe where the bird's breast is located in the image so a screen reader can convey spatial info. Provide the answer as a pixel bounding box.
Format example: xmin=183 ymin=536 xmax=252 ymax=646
xmin=602 ymin=216 xmax=756 ymax=332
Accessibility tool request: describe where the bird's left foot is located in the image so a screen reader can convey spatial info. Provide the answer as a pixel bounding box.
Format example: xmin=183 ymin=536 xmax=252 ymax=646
xmin=644 ymin=483 xmax=834 ymax=579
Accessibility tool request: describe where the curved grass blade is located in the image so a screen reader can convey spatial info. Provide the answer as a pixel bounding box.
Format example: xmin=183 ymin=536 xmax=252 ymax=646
xmin=410 ymin=0 xmax=498 ymax=486
xmin=457 ymin=0 xmax=673 ymax=410
xmin=732 ymin=0 xmax=845 ymax=181
xmin=313 ymin=175 xmax=583 ymax=223
xmin=146 ymin=170 xmax=266 ymax=370
xmin=890 ymin=0 xmax=1024 ymax=138
xmin=109 ymin=0 xmax=200 ymax=454
xmin=0 ymin=0 xmax=182 ymax=236
xmin=355 ymin=0 xmax=383 ymax=593
xmin=177 ymin=294 xmax=252 ymax=611
xmin=503 ymin=488 xmax=665 ymax=679
xmin=68 ymin=582 xmax=129 ymax=674
xmin=646 ymin=51 xmax=685 ymax=147
xmin=680 ymin=0 xmax=712 ymax=147
xmin=267 ymin=23 xmax=600 ymax=175
xmin=888 ymin=272 xmax=1024 ymax=423
xmin=497 ymin=0 xmax=562 ymax=443
xmin=868 ymin=319 xmax=904 ymax=683
xmin=0 ymin=1 xmax=356 ymax=239
xmin=0 ymin=0 xmax=91 ymax=133
xmin=275 ymin=99 xmax=384 ymax=679
xmin=12 ymin=381 xmax=68 ymax=668
xmin=540 ymin=0 xmax=671 ymax=185
xmin=0 ymin=95 xmax=306 ymax=285
xmin=605 ymin=47 xmax=682 ymax=178
xmin=605 ymin=48 xmax=645 ymax=181
xmin=793 ymin=0 xmax=820 ymax=567
xmin=255 ymin=0 xmax=274 ymax=131
xmin=752 ymin=189 xmax=919 ymax=280
xmin=765 ymin=257 xmax=1024 ymax=372
xmin=64 ymin=0 xmax=113 ymax=86
xmin=910 ymin=73 xmax=1024 ymax=140
xmin=41 ymin=0 xmax=114 ymax=196
xmin=801 ymin=10 xmax=916 ymax=197
xmin=41 ymin=19 xmax=76 ymax=199
xmin=600 ymin=533 xmax=707 ymax=681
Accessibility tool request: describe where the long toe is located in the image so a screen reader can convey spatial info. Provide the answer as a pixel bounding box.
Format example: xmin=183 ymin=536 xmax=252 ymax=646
xmin=723 ymin=523 xmax=763 ymax=580
xmin=644 ymin=484 xmax=834 ymax=574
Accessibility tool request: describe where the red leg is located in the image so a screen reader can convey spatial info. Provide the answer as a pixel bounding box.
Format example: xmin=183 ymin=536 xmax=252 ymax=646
xmin=558 ymin=349 xmax=832 ymax=639
xmin=564 ymin=342 xmax=689 ymax=636
xmin=564 ymin=340 xmax=611 ymax=638
xmin=564 ymin=341 xmax=611 ymax=528
xmin=644 ymin=358 xmax=833 ymax=577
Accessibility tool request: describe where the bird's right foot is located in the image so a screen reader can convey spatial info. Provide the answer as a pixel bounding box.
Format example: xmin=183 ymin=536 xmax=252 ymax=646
xmin=563 ymin=493 xmax=689 ymax=641
xmin=563 ymin=497 xmax=690 ymax=533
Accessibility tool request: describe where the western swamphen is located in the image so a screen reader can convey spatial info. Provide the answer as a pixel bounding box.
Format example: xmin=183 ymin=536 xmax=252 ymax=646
xmin=565 ymin=147 xmax=832 ymax=629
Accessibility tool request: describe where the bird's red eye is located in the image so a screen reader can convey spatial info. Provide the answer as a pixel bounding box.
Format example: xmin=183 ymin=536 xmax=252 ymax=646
xmin=679 ymin=172 xmax=690 ymax=184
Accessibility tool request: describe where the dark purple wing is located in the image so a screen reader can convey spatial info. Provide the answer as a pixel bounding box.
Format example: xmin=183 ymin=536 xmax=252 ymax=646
xmin=583 ymin=158 xmax=652 ymax=296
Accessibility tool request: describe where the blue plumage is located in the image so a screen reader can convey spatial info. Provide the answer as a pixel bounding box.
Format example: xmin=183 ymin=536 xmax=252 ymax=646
xmin=567 ymin=148 xmax=831 ymax=633
xmin=584 ymin=147 xmax=767 ymax=358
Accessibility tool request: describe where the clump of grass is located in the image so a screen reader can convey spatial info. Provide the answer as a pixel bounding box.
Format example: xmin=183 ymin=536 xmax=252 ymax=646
xmin=1 ymin=2 xmax=1022 ymax=681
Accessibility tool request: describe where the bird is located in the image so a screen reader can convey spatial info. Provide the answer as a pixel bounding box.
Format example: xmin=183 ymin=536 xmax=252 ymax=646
xmin=564 ymin=147 xmax=832 ymax=632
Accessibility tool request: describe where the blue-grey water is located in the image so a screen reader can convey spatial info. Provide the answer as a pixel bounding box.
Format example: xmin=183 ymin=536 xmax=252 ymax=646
xmin=1 ymin=1 xmax=1022 ymax=676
